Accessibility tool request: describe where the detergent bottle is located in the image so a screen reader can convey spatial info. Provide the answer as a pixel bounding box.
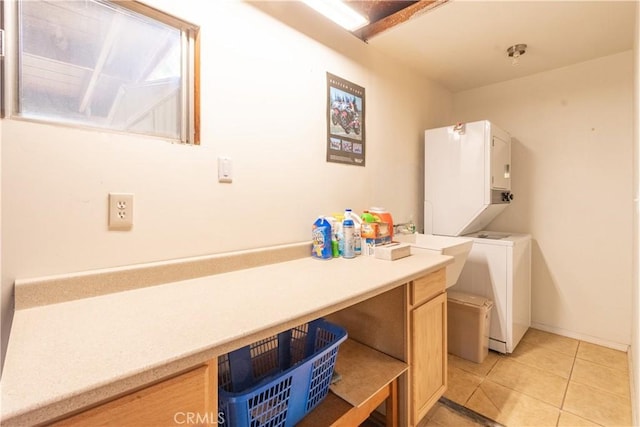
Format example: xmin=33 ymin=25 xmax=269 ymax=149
xmin=344 ymin=209 xmax=362 ymax=255
xmin=326 ymin=216 xmax=342 ymax=258
xmin=342 ymin=216 xmax=355 ymax=259
xmin=333 ymin=214 xmax=345 ymax=256
xmin=369 ymin=207 xmax=394 ymax=240
xmin=311 ymin=216 xmax=332 ymax=260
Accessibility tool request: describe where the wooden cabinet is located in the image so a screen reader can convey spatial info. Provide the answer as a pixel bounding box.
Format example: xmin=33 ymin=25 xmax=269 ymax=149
xmin=411 ymin=269 xmax=445 ymax=306
xmin=51 ymin=362 xmax=217 ymax=427
xmin=326 ymin=267 xmax=448 ymax=427
xmin=408 ymin=268 xmax=447 ymax=425
xmin=410 ymin=292 xmax=447 ymax=423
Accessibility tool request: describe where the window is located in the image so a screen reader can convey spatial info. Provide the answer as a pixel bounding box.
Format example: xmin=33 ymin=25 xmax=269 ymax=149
xmin=16 ymin=0 xmax=200 ymax=143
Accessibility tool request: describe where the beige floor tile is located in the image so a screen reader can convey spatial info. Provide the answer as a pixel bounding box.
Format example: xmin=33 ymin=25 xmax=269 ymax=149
xmin=521 ymin=328 xmax=579 ymax=357
xmin=486 ymin=358 xmax=568 ymax=407
xmin=445 ymin=329 xmax=634 ymax=427
xmin=421 ymin=403 xmax=485 ymax=427
xmin=418 ymin=402 xmax=441 ymax=426
xmin=576 ymin=341 xmax=628 ymax=372
xmin=448 ymin=351 xmax=501 ymax=377
xmin=507 ymin=340 xmax=575 ymax=379
xmin=563 ymin=381 xmax=632 ymax=426
xmin=465 ymin=380 xmax=560 ymax=427
xmin=444 ymin=366 xmax=484 ymax=405
xmin=557 ymin=411 xmax=601 ymax=426
xmin=424 ymin=402 xmax=442 ymax=421
xmin=571 ymin=358 xmax=630 ymax=398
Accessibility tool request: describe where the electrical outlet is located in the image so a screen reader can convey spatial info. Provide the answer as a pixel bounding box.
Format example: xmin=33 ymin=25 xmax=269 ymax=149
xmin=108 ymin=193 xmax=134 ymax=230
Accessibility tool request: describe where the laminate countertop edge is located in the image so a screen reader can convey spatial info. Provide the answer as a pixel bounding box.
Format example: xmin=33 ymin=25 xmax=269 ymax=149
xmin=0 ymin=249 xmax=453 ymax=426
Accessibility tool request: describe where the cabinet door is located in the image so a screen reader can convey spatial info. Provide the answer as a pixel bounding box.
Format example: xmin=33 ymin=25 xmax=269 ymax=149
xmin=52 ymin=363 xmax=217 ymax=426
xmin=411 ymin=292 xmax=447 ymax=424
xmin=491 ymin=134 xmax=511 ymax=190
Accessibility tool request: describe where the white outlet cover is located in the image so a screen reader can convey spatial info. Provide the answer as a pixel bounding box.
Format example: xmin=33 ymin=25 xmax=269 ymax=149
xmin=108 ymin=193 xmax=134 ymax=230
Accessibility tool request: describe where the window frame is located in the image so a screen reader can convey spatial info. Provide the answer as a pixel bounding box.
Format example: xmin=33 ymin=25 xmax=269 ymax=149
xmin=12 ymin=0 xmax=200 ymax=144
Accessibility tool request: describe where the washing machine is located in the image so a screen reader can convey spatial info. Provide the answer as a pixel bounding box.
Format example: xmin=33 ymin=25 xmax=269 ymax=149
xmin=450 ymin=231 xmax=531 ymax=354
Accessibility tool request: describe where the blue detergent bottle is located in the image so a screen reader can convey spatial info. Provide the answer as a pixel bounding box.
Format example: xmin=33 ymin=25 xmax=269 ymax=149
xmin=342 ymin=217 xmax=355 ymax=259
xmin=344 ymin=209 xmax=362 ymax=256
xmin=312 ymin=217 xmax=333 ymax=260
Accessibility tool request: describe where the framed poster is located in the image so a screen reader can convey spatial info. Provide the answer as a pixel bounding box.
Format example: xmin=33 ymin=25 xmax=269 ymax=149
xmin=326 ymin=72 xmax=365 ymax=166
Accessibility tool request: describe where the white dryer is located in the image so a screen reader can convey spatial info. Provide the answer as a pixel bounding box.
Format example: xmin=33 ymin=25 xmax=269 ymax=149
xmin=450 ymin=231 xmax=531 ymax=354
xmin=424 ymin=121 xmax=531 ymax=353
xmin=424 ymin=120 xmax=513 ymax=237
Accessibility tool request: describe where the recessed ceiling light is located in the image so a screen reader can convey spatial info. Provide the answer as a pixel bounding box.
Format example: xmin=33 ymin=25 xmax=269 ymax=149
xmin=507 ymin=44 xmax=527 ymax=66
xmin=302 ymin=0 xmax=369 ymax=31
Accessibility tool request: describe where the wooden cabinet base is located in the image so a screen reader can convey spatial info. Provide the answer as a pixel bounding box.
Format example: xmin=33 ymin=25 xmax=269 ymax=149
xmin=51 ymin=362 xmax=217 ymax=427
xmin=47 ymin=268 xmax=447 ymax=427
xmin=410 ymin=291 xmax=447 ymax=424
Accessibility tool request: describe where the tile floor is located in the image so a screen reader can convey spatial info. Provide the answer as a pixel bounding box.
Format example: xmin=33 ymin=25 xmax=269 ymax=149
xmin=422 ymin=328 xmax=634 ymax=427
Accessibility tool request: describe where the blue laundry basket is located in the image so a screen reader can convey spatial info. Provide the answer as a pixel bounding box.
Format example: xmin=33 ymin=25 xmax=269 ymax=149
xmin=218 ymin=318 xmax=347 ymax=427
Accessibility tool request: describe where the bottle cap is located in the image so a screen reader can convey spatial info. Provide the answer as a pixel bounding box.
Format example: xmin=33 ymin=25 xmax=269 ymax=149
xmin=361 ymin=212 xmax=376 ymax=223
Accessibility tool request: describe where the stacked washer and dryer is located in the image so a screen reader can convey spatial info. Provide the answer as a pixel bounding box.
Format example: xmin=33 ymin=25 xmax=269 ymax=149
xmin=424 ymin=120 xmax=531 ymax=354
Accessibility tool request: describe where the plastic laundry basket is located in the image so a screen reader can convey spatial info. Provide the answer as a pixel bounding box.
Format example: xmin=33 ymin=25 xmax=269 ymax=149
xmin=218 ymin=318 xmax=347 ymax=427
xmin=447 ymin=291 xmax=493 ymax=363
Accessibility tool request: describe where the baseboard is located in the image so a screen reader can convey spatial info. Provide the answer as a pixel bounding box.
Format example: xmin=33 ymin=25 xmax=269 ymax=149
xmin=530 ymin=322 xmax=630 ymax=352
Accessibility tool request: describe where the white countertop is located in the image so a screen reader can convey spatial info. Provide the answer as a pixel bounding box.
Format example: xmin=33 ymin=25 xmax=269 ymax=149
xmin=0 ymin=250 xmax=452 ymax=426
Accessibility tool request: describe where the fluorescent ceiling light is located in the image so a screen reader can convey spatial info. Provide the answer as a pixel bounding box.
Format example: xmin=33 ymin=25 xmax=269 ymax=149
xmin=302 ymin=0 xmax=369 ymax=31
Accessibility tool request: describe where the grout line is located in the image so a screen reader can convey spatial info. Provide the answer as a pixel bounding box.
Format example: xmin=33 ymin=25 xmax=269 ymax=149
xmin=484 ymin=353 xmax=570 ymax=410
xmin=572 ymin=340 xmax=584 ymax=364
xmin=453 ymin=335 xmax=629 ymax=425
xmin=479 ymin=331 xmax=629 ymax=426
xmin=465 ymin=353 xmax=501 ymax=406
xmin=463 ymin=348 xmax=573 ymax=424
xmin=574 ymin=346 xmax=630 ymax=372
xmin=560 ymin=341 xmax=579 ymax=411
xmin=479 ymin=367 xmax=569 ymax=414
xmin=465 ymin=374 xmax=486 ymax=407
xmin=485 ymin=352 xmax=503 ymax=377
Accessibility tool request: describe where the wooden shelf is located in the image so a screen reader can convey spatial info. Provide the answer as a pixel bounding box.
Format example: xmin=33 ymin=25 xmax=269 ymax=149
xmin=299 ymin=338 xmax=408 ymax=426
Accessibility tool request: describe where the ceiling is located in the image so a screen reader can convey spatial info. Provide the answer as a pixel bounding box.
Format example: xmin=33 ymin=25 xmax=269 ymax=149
xmin=360 ymin=0 xmax=637 ymax=92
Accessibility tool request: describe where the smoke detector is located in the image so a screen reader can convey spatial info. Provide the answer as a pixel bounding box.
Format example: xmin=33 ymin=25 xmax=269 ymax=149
xmin=507 ymin=44 xmax=527 ymax=66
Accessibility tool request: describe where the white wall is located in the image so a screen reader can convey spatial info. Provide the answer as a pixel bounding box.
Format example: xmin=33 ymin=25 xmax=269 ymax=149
xmin=0 ymin=116 xmax=4 ymax=375
xmin=453 ymin=52 xmax=634 ymax=348
xmin=632 ymin=1 xmax=639 ymax=422
xmin=0 ymin=1 xmax=452 ymax=372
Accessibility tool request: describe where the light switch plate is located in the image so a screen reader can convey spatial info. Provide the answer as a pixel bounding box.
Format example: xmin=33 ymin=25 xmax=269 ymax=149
xmin=218 ymin=157 xmax=233 ymax=183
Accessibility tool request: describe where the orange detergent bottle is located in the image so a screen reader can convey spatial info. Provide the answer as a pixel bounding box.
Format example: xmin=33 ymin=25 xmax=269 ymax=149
xmin=369 ymin=207 xmax=394 ymax=240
